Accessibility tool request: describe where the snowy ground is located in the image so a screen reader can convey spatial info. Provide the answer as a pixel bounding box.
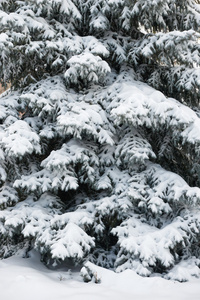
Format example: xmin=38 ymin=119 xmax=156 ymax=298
xmin=0 ymin=252 xmax=200 ymax=300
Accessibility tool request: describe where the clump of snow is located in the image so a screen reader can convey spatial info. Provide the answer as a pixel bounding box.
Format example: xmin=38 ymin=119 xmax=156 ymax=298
xmin=165 ymin=258 xmax=200 ymax=282
xmin=65 ymin=52 xmax=111 ymax=87
xmin=2 ymin=120 xmax=41 ymax=157
xmin=81 ymin=261 xmax=101 ymax=283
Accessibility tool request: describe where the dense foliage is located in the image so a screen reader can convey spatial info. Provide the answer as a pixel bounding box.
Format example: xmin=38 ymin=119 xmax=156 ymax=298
xmin=0 ymin=0 xmax=200 ymax=281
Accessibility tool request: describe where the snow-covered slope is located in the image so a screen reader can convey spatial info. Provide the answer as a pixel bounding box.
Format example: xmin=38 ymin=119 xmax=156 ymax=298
xmin=0 ymin=252 xmax=200 ymax=300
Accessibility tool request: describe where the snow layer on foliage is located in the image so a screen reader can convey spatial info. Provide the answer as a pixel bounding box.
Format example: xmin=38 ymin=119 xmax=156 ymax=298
xmin=115 ymin=130 xmax=156 ymax=166
xmin=65 ymin=52 xmax=111 ymax=86
xmin=107 ymin=74 xmax=200 ymax=145
xmin=130 ymin=163 xmax=200 ymax=207
xmin=14 ymin=139 xmax=100 ymax=193
xmin=41 ymin=139 xmax=99 ymax=185
xmin=112 ymin=214 xmax=199 ymax=276
xmin=132 ymin=0 xmax=200 ymax=31
xmin=1 ymin=71 xmax=200 ymax=278
xmin=50 ymin=222 xmax=95 ymax=260
xmin=82 ymin=36 xmax=109 ymax=57
xmin=11 ymin=160 xmax=200 ymax=277
xmin=0 ymin=91 xmax=20 ymax=122
xmin=0 ymin=185 xmax=18 ymax=208
xmin=0 ymin=104 xmax=6 ymax=119
xmin=165 ymin=258 xmax=200 ymax=282
xmin=57 ymin=102 xmax=114 ymax=145
xmin=132 ymin=30 xmax=200 ymax=67
xmin=0 ymin=4 xmax=113 ymax=87
xmin=2 ymin=120 xmax=41 ymax=157
xmin=0 ymin=193 xmax=95 ymax=262
xmin=1 ymin=71 xmax=200 ymax=279
xmin=107 ymin=162 xmax=200 ymax=277
xmin=0 ymin=148 xmax=6 ymax=183
xmin=16 ymin=75 xmax=114 ymax=144
xmin=55 ymin=0 xmax=82 ymax=19
xmin=181 ymin=118 xmax=200 ymax=144
xmin=14 ymin=167 xmax=79 ymax=193
xmin=19 ymin=76 xmax=69 ymax=120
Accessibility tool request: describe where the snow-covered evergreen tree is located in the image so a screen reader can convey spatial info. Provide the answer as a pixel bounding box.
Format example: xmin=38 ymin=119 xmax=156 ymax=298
xmin=0 ymin=0 xmax=200 ymax=281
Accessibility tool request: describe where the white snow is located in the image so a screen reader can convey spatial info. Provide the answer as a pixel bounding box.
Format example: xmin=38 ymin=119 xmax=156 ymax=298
xmin=2 ymin=120 xmax=41 ymax=157
xmin=0 ymin=252 xmax=200 ymax=300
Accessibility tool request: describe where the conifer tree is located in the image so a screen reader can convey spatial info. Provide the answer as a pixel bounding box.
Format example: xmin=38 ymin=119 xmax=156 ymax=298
xmin=0 ymin=0 xmax=200 ymax=281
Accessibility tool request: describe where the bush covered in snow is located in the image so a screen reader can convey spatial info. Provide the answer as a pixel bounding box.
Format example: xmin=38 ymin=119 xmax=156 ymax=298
xmin=0 ymin=0 xmax=200 ymax=282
